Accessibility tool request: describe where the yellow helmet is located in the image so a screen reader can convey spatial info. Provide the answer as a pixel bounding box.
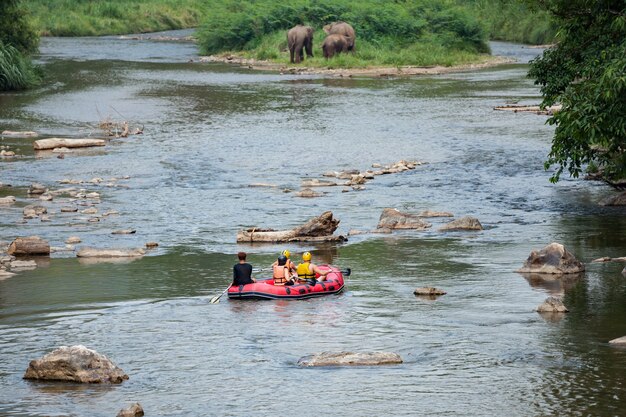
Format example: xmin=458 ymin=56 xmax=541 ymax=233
xmin=282 ymin=249 xmax=291 ymax=258
xmin=302 ymin=252 xmax=312 ymax=261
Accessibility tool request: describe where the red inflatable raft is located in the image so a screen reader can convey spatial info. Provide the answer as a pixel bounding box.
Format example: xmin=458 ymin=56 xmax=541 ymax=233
xmin=228 ymin=265 xmax=345 ymax=300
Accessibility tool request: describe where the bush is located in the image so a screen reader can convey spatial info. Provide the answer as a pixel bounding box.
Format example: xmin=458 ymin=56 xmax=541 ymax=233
xmin=0 ymin=41 xmax=40 ymax=90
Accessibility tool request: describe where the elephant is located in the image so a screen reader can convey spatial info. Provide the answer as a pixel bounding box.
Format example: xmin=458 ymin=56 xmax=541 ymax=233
xmin=323 ymin=21 xmax=355 ymax=52
xmin=322 ymin=34 xmax=350 ymax=59
xmin=287 ymin=25 xmax=314 ymax=64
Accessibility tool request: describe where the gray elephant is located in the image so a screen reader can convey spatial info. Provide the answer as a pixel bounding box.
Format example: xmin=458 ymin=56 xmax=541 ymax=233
xmin=287 ymin=25 xmax=314 ymax=64
xmin=322 ymin=34 xmax=350 ymax=59
xmin=323 ymin=21 xmax=355 ymax=52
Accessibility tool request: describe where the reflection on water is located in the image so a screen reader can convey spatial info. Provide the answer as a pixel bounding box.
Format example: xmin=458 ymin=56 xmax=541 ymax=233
xmin=1 ymin=35 xmax=626 ymax=416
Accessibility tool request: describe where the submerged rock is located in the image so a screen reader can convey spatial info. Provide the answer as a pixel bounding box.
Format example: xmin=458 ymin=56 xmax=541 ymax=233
xmin=298 ymin=351 xmax=403 ymax=367
xmin=77 ymin=248 xmax=145 ymax=258
xmin=517 ymin=242 xmax=585 ymax=274
xmin=536 ymin=296 xmax=569 ymax=313
xmin=599 ymin=191 xmax=626 ymax=206
xmin=418 ymin=210 xmax=454 ymax=217
xmin=117 ymin=403 xmax=144 ymax=417
xmin=112 ymin=229 xmax=136 ymax=235
xmin=65 ymin=236 xmax=81 ymax=244
xmin=296 ymin=188 xmax=323 ymax=198
xmin=23 ymin=345 xmax=128 ymax=383
xmin=438 ymin=216 xmax=483 ymax=231
xmin=377 ymin=208 xmax=431 ymax=230
xmin=414 ymin=287 xmax=447 ymax=296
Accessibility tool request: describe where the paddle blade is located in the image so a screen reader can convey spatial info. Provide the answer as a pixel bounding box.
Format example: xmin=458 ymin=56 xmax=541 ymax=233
xmin=209 ymin=296 xmax=221 ymax=304
xmin=342 ymin=268 xmax=351 ymax=276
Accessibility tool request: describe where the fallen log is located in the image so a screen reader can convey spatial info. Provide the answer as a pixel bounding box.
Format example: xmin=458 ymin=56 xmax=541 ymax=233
xmin=236 ymin=211 xmax=346 ymax=243
xmin=33 ymin=138 xmax=106 ymax=150
xmin=7 ymin=236 xmax=50 ymax=256
xmin=76 ymin=247 xmax=145 ymax=258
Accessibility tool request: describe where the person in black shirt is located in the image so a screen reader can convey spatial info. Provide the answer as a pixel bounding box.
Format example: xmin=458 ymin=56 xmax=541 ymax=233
xmin=233 ymin=251 xmax=256 ymax=286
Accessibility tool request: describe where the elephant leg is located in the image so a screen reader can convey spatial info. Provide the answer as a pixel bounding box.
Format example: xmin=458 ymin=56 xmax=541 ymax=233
xmin=289 ymin=46 xmax=295 ymax=64
xmin=305 ymin=40 xmax=313 ymax=58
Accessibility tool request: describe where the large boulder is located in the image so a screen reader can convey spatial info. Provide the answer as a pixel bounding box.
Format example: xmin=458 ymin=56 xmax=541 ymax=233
xmin=298 ymin=351 xmax=403 ymax=367
xmin=8 ymin=236 xmax=50 ymax=256
xmin=23 ymin=345 xmax=128 ymax=383
xmin=438 ymin=216 xmax=483 ymax=231
xmin=517 ymin=242 xmax=585 ymax=274
xmin=377 ymin=208 xmax=431 ymax=230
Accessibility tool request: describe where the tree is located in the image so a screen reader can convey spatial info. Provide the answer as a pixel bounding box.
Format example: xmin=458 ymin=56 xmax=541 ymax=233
xmin=527 ymin=0 xmax=626 ymax=183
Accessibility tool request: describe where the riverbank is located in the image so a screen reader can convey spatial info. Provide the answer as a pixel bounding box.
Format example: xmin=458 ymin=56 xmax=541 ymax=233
xmin=199 ymin=54 xmax=515 ymax=77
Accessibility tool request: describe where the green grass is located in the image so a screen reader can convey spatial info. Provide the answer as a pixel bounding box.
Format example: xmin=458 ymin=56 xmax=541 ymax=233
xmin=25 ymin=0 xmax=206 ymax=36
xmin=230 ymin=29 xmax=489 ymax=68
xmin=0 ymin=41 xmax=40 ymax=91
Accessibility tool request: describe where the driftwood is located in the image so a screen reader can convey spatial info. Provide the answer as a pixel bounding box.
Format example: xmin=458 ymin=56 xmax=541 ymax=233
xmin=494 ymin=104 xmax=562 ymax=115
xmin=33 ymin=138 xmax=106 ymax=150
xmin=1 ymin=130 xmax=38 ymax=138
xmin=7 ymin=236 xmax=50 ymax=256
xmin=237 ymin=211 xmax=346 ymax=243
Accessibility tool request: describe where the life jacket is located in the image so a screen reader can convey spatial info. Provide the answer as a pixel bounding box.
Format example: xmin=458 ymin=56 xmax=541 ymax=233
xmin=296 ymin=262 xmax=316 ymax=280
xmin=273 ymin=265 xmax=289 ymax=285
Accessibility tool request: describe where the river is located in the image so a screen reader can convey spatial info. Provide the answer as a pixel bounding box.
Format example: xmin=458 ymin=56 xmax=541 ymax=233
xmin=1 ymin=32 xmax=625 ymax=416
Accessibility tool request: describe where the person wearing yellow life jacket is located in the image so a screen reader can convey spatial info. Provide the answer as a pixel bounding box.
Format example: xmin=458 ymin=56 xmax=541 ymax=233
xmin=271 ymin=250 xmax=297 ymax=276
xmin=273 ymin=255 xmax=295 ymax=286
xmin=296 ymin=252 xmax=330 ymax=283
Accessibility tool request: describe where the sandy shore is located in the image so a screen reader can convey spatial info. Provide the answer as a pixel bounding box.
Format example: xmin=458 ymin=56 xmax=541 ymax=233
xmin=198 ymin=54 xmax=516 ymax=77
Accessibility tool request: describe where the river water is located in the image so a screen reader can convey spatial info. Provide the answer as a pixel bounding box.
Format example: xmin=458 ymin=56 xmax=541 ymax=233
xmin=1 ymin=32 xmax=625 ymax=416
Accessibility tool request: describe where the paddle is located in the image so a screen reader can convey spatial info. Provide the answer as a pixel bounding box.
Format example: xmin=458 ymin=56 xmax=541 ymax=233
xmin=209 ymin=268 xmax=265 ymax=304
xmin=209 ymin=285 xmax=231 ymax=304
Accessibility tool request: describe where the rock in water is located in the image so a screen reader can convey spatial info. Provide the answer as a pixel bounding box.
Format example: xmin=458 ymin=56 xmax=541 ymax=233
xmin=438 ymin=216 xmax=483 ymax=231
xmin=414 ymin=287 xmax=447 ymax=296
xmin=609 ymin=336 xmax=626 ymax=345
xmin=7 ymin=236 xmax=50 ymax=256
xmin=599 ymin=191 xmax=626 ymax=206
xmin=536 ymin=296 xmax=569 ymax=313
xmin=76 ymin=248 xmax=145 ymax=258
xmin=117 ymin=403 xmax=144 ymax=417
xmin=23 ymin=345 xmax=129 ymax=383
xmin=517 ymin=242 xmax=585 ymax=274
xmin=377 ymin=208 xmax=431 ymax=230
xmin=298 ymin=351 xmax=403 ymax=367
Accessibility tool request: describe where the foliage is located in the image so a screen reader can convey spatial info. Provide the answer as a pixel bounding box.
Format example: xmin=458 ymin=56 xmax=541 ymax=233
xmin=24 ymin=0 xmax=206 ymax=36
xmin=466 ymin=0 xmax=556 ymax=44
xmin=0 ymin=0 xmax=39 ymax=53
xmin=0 ymin=41 xmax=40 ymax=91
xmin=528 ymin=0 xmax=626 ymax=182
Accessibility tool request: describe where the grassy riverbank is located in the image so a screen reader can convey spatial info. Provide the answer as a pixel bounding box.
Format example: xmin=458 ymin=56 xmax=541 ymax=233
xmin=24 ymin=0 xmax=206 ymax=36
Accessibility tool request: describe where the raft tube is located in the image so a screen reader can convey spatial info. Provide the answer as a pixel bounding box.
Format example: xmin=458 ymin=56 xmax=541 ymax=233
xmin=228 ymin=265 xmax=344 ymax=300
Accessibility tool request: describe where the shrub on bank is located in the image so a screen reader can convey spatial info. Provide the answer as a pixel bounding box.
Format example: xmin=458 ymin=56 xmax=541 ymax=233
xmin=0 ymin=41 xmax=40 ymax=91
